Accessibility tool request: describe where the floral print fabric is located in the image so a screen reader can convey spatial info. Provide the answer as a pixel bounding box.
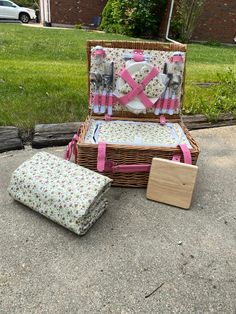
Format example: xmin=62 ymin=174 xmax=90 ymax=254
xmin=90 ymin=46 xmax=185 ymax=114
xmin=8 ymin=152 xmax=112 ymax=235
xmin=118 ymin=65 xmax=165 ymax=98
xmin=84 ymin=120 xmax=192 ymax=148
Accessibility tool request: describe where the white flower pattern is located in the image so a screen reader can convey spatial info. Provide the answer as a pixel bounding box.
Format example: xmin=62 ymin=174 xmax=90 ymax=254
xmin=84 ymin=120 xmax=192 ymax=148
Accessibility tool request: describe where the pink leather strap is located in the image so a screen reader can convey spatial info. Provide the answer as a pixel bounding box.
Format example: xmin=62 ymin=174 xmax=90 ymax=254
xmin=104 ymin=114 xmax=112 ymax=121
xmin=179 ymin=144 xmax=192 ymax=164
xmin=119 ymin=67 xmax=159 ymax=108
xmin=172 ymin=155 xmax=181 ymax=162
xmin=141 ymin=67 xmax=159 ymax=86
xmin=97 ymin=142 xmax=107 ymax=172
xmin=106 ymin=161 xmax=150 ymax=173
xmin=160 ymin=115 xmax=166 ymax=125
xmin=97 ymin=143 xmax=192 ymax=173
xmin=64 ymin=134 xmax=79 ymax=161
xmin=112 ymin=164 xmax=151 ymax=173
xmin=97 ymin=142 xmax=151 ymax=173
xmin=133 ymin=50 xmax=145 ymax=62
xmin=92 ymin=48 xmax=106 ymax=58
xmin=169 ymin=55 xmax=184 ymax=63
xmin=172 ymin=144 xmax=192 ymax=165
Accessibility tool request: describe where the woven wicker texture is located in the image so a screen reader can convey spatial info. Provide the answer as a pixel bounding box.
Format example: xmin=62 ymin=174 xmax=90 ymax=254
xmin=77 ymin=41 xmax=199 ymax=188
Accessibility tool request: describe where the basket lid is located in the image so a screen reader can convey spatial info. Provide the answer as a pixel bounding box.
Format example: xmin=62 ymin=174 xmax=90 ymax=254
xmin=87 ymin=40 xmax=187 ymax=119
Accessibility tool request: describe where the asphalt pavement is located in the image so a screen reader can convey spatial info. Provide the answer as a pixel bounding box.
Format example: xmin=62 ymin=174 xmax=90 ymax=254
xmin=0 ymin=126 xmax=235 ymax=313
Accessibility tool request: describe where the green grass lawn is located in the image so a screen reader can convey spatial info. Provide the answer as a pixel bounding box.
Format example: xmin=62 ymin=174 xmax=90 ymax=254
xmin=0 ymin=24 xmax=235 ymax=129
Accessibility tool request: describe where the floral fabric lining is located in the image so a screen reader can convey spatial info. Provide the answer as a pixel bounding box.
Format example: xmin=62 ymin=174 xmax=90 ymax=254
xmin=117 ymin=65 xmax=165 ymax=98
xmin=8 ymin=152 xmax=112 ymax=235
xmin=84 ymin=120 xmax=192 ymax=148
xmin=90 ymin=47 xmax=185 ymax=114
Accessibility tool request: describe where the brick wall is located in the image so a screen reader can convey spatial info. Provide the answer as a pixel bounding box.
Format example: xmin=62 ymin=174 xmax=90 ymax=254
xmin=159 ymin=0 xmax=236 ymax=43
xmin=50 ymin=0 xmax=107 ymax=25
xmin=49 ymin=0 xmax=236 ymax=43
xmin=159 ymin=0 xmax=174 ymax=39
xmin=192 ymin=0 xmax=236 ymax=43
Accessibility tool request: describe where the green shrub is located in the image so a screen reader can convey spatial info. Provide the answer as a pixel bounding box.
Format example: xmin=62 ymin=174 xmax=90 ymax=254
xmin=171 ymin=0 xmax=205 ymax=43
xmin=100 ymin=0 xmax=167 ymax=38
xmin=100 ymin=0 xmax=116 ymax=33
xmin=15 ymin=0 xmax=38 ymax=9
xmin=75 ymin=23 xmax=82 ymax=30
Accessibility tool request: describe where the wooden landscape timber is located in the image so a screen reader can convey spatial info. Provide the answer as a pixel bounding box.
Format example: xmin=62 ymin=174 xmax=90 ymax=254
xmin=0 ymin=114 xmax=235 ymax=153
xmin=32 ymin=122 xmax=82 ymax=148
xmin=0 ymin=127 xmax=23 ymax=153
xmin=32 ymin=114 xmax=236 ymax=148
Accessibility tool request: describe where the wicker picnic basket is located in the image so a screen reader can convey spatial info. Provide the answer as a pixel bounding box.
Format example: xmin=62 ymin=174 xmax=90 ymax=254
xmin=76 ymin=40 xmax=200 ymax=187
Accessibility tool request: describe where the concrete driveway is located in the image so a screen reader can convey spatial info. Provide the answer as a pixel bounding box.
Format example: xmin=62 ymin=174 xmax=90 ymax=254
xmin=0 ymin=126 xmax=235 ymax=313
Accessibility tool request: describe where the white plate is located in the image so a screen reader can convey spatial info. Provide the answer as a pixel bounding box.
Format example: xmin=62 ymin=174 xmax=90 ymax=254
xmin=114 ymin=61 xmax=167 ymax=114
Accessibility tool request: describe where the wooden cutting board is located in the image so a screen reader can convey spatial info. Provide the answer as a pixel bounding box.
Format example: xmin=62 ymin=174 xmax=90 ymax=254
xmin=147 ymin=158 xmax=198 ymax=209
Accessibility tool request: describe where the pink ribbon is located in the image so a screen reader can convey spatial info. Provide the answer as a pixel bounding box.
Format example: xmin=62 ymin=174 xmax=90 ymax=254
xmin=119 ymin=67 xmax=159 ymax=108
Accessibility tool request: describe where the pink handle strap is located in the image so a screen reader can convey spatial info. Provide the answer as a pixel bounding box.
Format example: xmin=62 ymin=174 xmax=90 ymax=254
xmin=64 ymin=124 xmax=84 ymax=161
xmin=172 ymin=144 xmax=192 ymax=165
xmin=64 ymin=134 xmax=79 ymax=161
xmin=179 ymin=144 xmax=192 ymax=164
xmin=97 ymin=143 xmax=192 ymax=173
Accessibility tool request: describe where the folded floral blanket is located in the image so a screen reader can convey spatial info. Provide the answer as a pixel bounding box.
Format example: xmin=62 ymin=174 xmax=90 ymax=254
xmin=8 ymin=152 xmax=112 ymax=235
